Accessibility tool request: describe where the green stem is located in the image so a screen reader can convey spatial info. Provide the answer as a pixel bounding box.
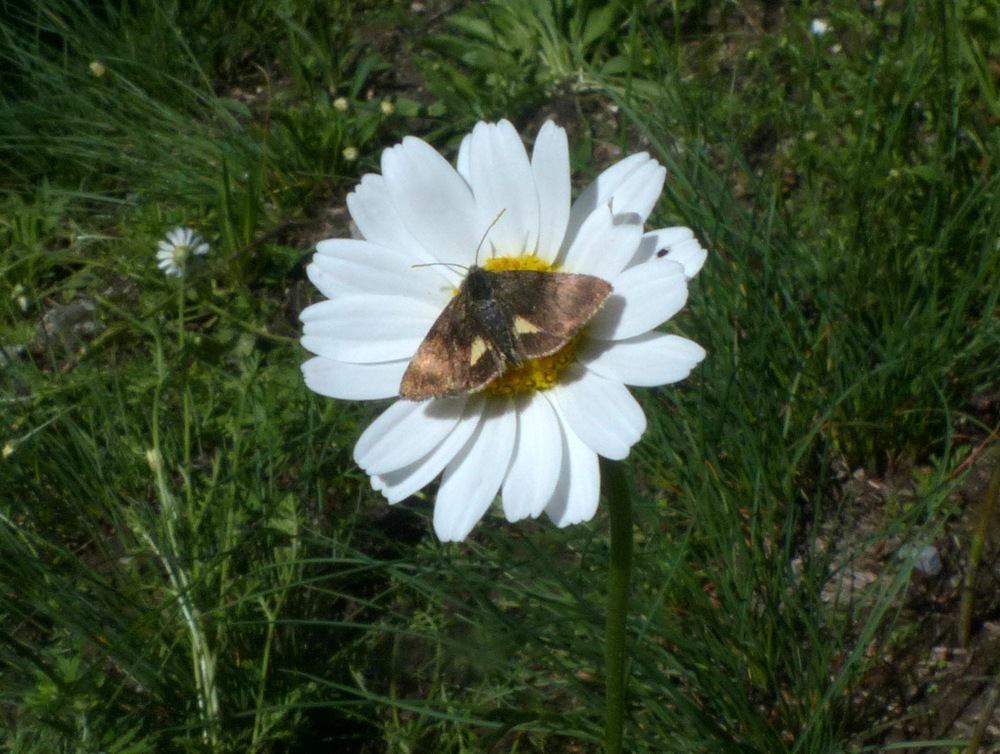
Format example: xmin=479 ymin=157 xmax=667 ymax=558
xmin=602 ymin=458 xmax=633 ymax=754
xmin=177 ymin=279 xmax=186 ymax=351
xmin=202 ymin=302 xmax=300 ymax=345
xmin=959 ymin=459 xmax=1000 ymax=648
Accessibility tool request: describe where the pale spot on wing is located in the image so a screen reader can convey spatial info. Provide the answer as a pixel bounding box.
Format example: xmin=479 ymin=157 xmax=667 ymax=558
xmin=513 ymin=316 xmax=542 ymax=334
xmin=470 ymin=337 xmax=488 ymax=366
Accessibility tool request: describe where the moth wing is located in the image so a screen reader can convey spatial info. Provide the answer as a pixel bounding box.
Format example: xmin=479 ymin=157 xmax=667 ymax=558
xmin=399 ymin=296 xmax=505 ymax=400
xmin=496 ymin=271 xmax=612 ymax=359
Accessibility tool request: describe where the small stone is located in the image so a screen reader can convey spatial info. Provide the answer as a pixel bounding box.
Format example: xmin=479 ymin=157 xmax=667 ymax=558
xmin=34 ymin=300 xmax=103 ymax=348
xmin=899 ymin=543 xmax=942 ymax=576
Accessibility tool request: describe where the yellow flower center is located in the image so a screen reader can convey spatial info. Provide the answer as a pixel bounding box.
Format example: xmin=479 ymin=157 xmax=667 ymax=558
xmin=172 ymin=245 xmax=191 ymax=267
xmin=481 ymin=254 xmax=550 ymax=273
xmin=479 ymin=254 xmax=585 ymax=398
xmin=484 ymin=332 xmax=584 ymax=398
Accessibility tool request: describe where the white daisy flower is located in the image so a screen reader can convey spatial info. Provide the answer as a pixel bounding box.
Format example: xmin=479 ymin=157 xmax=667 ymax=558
xmin=811 ymin=18 xmax=831 ymax=36
xmin=301 ymin=120 xmax=706 ymax=542
xmin=156 ymin=227 xmax=209 ymax=277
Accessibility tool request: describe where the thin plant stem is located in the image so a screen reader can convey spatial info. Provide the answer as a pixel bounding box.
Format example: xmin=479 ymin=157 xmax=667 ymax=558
xmin=203 ymin=301 xmax=299 ymax=344
xmin=602 ymin=458 xmax=633 ymax=754
xmin=147 ymin=336 xmax=220 ymax=746
xmin=177 ymin=279 xmax=186 ymax=351
xmin=958 ymin=458 xmax=1000 ymax=648
xmin=251 ymin=597 xmax=278 ymax=748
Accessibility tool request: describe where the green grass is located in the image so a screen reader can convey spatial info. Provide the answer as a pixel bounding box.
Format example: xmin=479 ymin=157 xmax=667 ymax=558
xmin=2 ymin=0 xmax=999 ymax=752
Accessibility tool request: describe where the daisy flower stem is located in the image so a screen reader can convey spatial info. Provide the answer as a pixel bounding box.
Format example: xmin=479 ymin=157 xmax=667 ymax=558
xmin=176 ymin=279 xmax=186 ymax=350
xmin=602 ymin=458 xmax=633 ymax=754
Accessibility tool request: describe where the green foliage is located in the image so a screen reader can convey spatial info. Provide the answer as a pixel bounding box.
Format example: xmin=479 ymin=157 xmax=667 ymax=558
xmin=2 ymin=0 xmax=998 ymax=752
xmin=0 ymin=0 xmax=391 ymax=214
xmin=423 ymin=0 xmax=633 ymax=121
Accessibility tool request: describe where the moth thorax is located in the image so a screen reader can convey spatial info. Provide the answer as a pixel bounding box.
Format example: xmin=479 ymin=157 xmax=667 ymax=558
xmin=471 ymin=296 xmax=522 ymax=365
xmin=464 ymin=266 xmax=492 ymax=300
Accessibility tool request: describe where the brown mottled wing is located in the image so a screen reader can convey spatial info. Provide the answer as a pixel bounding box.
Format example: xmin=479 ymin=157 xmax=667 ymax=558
xmin=399 ymin=268 xmax=612 ymax=401
xmin=399 ymin=294 xmax=506 ymax=400
xmin=493 ymin=270 xmax=612 ymax=358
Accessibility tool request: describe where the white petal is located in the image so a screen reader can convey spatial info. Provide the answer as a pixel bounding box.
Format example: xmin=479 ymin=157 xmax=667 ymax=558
xmin=559 ymin=205 xmax=643 ymax=280
xmin=631 ymin=228 xmax=706 ymax=279
xmin=381 ymin=136 xmax=481 ymax=266
xmin=606 ymin=159 xmax=665 ymax=221
xmin=550 ymin=365 xmax=646 ymax=460
xmin=467 ymin=120 xmax=539 ymax=257
xmin=346 ymin=174 xmax=435 ymax=264
xmin=456 ymin=130 xmax=472 ymax=184
xmin=660 ymin=238 xmax=707 ymax=279
xmin=543 ymin=416 xmax=600 ymax=527
xmin=355 ymin=397 xmax=470 ymax=474
xmin=563 ymin=153 xmax=663 ymax=250
xmin=630 ymin=227 xmax=690 ymax=264
xmin=587 ymin=259 xmax=688 ymax=341
xmin=578 ymin=332 xmax=706 ymax=387
xmin=309 ymin=239 xmax=453 ymax=303
xmin=370 ymin=404 xmax=483 ymax=504
xmin=501 ymin=394 xmax=563 ymax=522
xmin=301 ymin=356 xmax=407 ymax=400
xmin=573 ymin=153 xmax=650 ymax=215
xmin=531 ymin=121 xmax=571 ymax=263
xmin=301 ymin=295 xmax=438 ymax=362
xmin=434 ymin=400 xmax=517 ymax=541
xmin=166 ymin=227 xmax=188 ymax=246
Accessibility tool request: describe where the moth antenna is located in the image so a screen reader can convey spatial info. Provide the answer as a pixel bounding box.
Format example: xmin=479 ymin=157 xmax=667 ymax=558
xmin=411 ymin=261 xmax=468 ymax=273
xmin=411 ymin=209 xmax=508 ymax=272
xmin=474 ymin=208 xmax=507 ymax=266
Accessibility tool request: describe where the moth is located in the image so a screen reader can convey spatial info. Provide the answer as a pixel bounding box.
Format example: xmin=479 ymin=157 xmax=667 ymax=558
xmin=399 ymin=265 xmax=613 ymax=400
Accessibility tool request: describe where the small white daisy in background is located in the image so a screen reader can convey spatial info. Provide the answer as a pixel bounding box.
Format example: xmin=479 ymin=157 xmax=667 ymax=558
xmin=300 ymin=120 xmax=706 ymax=542
xmin=156 ymin=227 xmax=209 ymax=277
xmin=11 ymin=283 xmax=30 ymax=313
xmin=811 ymin=18 xmax=832 ymax=35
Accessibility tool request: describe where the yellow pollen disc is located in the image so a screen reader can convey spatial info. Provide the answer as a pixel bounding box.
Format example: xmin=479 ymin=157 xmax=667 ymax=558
xmin=484 ymin=333 xmax=584 ymax=397
xmin=482 ymin=254 xmax=552 ymax=273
